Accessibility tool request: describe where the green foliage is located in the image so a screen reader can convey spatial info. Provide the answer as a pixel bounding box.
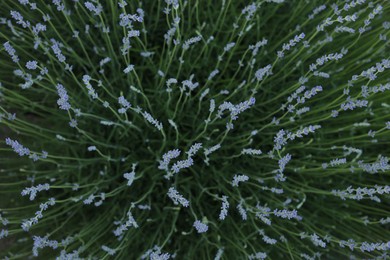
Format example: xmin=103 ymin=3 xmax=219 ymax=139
xmin=0 ymin=0 xmax=389 ymax=259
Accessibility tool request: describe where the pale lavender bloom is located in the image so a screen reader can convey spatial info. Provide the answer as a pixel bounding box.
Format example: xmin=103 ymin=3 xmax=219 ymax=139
xmin=339 ymin=239 xmax=356 ymax=251
xmin=310 ymin=53 xmax=343 ymax=71
xmin=123 ymin=64 xmax=134 ymax=74
xmin=182 ymin=75 xmax=199 ymax=91
xmin=313 ymin=71 xmax=330 ymax=78
xmin=41 ymin=151 xmax=48 ymax=159
xmin=340 ymin=96 xmax=368 ymax=111
xmin=171 ymin=158 xmax=193 ymax=174
xmin=18 ymin=0 xmax=29 ymax=5
xmin=118 ymin=96 xmax=131 ymax=111
xmin=84 ymin=1 xmax=102 ymax=15
xmin=42 ymin=14 xmax=51 ymax=21
xmin=310 ymin=233 xmax=327 ymax=248
xmin=7 ymin=112 xmax=16 ymax=121
xmin=164 ymin=27 xmax=177 ymax=43
xmin=237 ymin=200 xmax=247 ymax=220
xmin=217 ymin=101 xmax=234 ymax=118
xmin=259 ymin=229 xmax=277 ymax=244
xmin=200 ymin=88 xmax=210 ymax=100
xmin=3 ymin=42 xmax=19 ymax=63
xmin=119 ymin=13 xmax=134 ymax=28
xmin=166 ymin=78 xmax=178 ymax=87
xmin=138 ymin=204 xmax=151 ymax=210
xmin=329 ymin=157 xmax=346 ymax=166
xmin=332 ymin=185 xmax=389 ymax=201
xmin=22 ymin=198 xmax=55 ymax=231
xmin=124 ymin=171 xmax=135 ymax=186
xmin=270 ymin=187 xmax=283 ymax=194
xmin=165 ymin=0 xmax=179 ymax=8
xmin=5 ymin=138 xmax=30 ymax=156
xmin=358 ymin=156 xmax=389 ymax=174
xmin=242 ymin=148 xmax=262 ymax=155
xmin=193 ymin=220 xmax=208 ymax=233
xmin=242 ymin=3 xmax=257 ymax=20
xmin=223 ymin=42 xmax=235 ymax=52
xmin=74 ymin=108 xmax=81 ymax=117
xmin=32 ymin=235 xmax=58 ymax=257
xmin=278 ymin=33 xmax=305 ymax=57
xmin=10 ymin=10 xmax=30 ymax=28
xmin=335 ymin=26 xmax=355 ymax=33
xmin=119 ymin=13 xmax=142 ymax=27
xmin=29 ymin=153 xmax=40 ymax=161
xmin=40 ymin=67 xmax=48 ymax=75
xmin=296 ymin=107 xmax=310 ymax=115
xmin=0 ymin=214 xmax=9 ymax=226
xmin=286 ymin=85 xmax=306 ymax=103
xmin=118 ymin=95 xmax=131 ymax=114
xmin=249 ymin=39 xmax=268 ymax=56
xmin=289 ymin=125 xmax=321 ymax=140
xmin=187 ymin=143 xmax=202 ymax=157
xmin=113 ymin=208 xmax=138 ymax=236
xmin=209 ymin=99 xmax=216 ymax=113
xmin=278 ymin=153 xmax=292 ymax=173
xmin=232 ymin=174 xmax=249 ymax=187
xmin=255 ymin=65 xmax=272 ymax=81
xmin=301 ymin=86 xmax=323 ymax=101
xmin=21 ymin=183 xmax=50 ymax=200
xmin=52 ymin=0 xmax=65 ymax=11
xmin=263 ymin=234 xmax=277 ymax=245
xmin=127 ymin=30 xmax=140 ymax=38
xmin=248 ymin=252 xmax=267 ymax=260
xmin=72 ymin=30 xmax=79 ymax=38
xmin=51 ymin=39 xmax=66 ymax=62
xmin=0 ymin=229 xmax=8 ymax=239
xmin=255 ymin=203 xmax=272 ymax=225
xmin=219 ymin=196 xmax=229 ymax=220
xmin=82 ymin=75 xmax=98 ymax=99
xmin=101 ymin=245 xmax=116 ymax=256
xmin=87 ymin=146 xmax=96 ymax=151
xmin=142 ymin=111 xmax=163 ymax=130
xmin=157 ymin=70 xmax=165 ymax=77
xmin=331 ymin=110 xmax=339 ymax=117
xmin=83 ymin=194 xmax=95 ymax=205
xmin=26 ymin=60 xmax=38 ymax=70
xmin=230 ymin=97 xmax=256 ymax=120
xmin=167 ymin=187 xmax=189 ymax=207
xmin=360 ymin=241 xmax=389 ymax=252
xmin=56 ymin=84 xmax=71 ymax=110
xmin=182 ymin=36 xmax=202 ymax=50
xmin=214 ymin=248 xmax=224 ymax=260
xmin=380 ymin=217 xmax=390 ymax=224
xmin=308 ymin=5 xmax=326 ymax=19
xmin=273 ymin=129 xmax=287 ymax=150
xmin=158 ymin=149 xmax=181 ymax=171
xmin=204 ymin=144 xmax=221 ymax=156
xmin=141 ymin=245 xmax=172 ymax=260
xmin=99 ymin=57 xmax=111 ymax=67
xmin=208 ymin=69 xmax=219 ymax=81
xmin=273 ymin=209 xmax=301 ymax=220
xmin=69 ymin=119 xmax=78 ymax=128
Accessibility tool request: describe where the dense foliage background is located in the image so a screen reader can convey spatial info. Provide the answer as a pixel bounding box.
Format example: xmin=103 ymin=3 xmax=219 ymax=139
xmin=0 ymin=0 xmax=389 ymax=259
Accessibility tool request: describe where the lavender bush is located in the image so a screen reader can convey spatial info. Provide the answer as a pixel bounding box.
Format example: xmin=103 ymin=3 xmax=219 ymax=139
xmin=0 ymin=0 xmax=389 ymax=259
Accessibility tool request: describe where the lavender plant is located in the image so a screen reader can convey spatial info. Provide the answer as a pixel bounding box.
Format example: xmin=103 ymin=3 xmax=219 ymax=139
xmin=0 ymin=0 xmax=389 ymax=259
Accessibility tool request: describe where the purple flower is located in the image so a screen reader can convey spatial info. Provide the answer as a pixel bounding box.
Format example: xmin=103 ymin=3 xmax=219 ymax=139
xmin=193 ymin=220 xmax=208 ymax=233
